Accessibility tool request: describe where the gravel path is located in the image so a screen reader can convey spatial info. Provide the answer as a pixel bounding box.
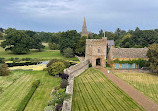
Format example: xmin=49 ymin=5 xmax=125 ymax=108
xmin=96 ymin=67 xmax=158 ymax=111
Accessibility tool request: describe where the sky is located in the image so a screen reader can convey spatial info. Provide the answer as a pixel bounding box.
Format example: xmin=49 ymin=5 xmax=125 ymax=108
xmin=0 ymin=0 xmax=158 ymax=33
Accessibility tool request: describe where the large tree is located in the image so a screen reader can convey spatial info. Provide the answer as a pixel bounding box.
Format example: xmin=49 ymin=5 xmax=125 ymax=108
xmin=1 ymin=29 xmax=44 ymax=54
xmin=75 ymin=36 xmax=87 ymax=56
xmin=147 ymin=44 xmax=158 ymax=71
xmin=59 ymin=30 xmax=80 ymax=54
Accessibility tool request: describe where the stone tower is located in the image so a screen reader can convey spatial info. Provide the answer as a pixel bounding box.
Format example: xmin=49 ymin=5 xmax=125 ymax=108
xmin=81 ymin=17 xmax=88 ymax=37
xmin=85 ymin=37 xmax=107 ymax=67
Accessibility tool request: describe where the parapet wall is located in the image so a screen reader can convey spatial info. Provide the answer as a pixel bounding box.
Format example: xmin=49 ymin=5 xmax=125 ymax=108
xmin=62 ymin=60 xmax=89 ymax=111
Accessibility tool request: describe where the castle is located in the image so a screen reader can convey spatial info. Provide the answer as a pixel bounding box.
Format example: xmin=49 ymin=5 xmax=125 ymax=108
xmin=82 ymin=17 xmax=107 ymax=67
xmin=82 ymin=17 xmax=148 ymax=68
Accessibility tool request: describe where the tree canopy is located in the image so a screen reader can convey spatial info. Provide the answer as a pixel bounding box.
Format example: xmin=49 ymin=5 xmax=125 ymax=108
xmin=1 ymin=28 xmax=44 ymax=54
xmin=147 ymin=44 xmax=158 ymax=71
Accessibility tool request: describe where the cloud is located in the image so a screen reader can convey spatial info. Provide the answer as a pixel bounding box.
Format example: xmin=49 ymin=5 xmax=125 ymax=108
xmin=10 ymin=0 xmax=82 ymax=18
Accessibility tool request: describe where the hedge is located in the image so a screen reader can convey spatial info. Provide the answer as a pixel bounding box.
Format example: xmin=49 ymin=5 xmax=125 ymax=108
xmin=16 ymin=80 xmax=40 ymax=111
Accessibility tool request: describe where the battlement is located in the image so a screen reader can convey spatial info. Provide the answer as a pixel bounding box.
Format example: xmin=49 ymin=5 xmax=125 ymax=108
xmin=86 ymin=37 xmax=107 ymax=42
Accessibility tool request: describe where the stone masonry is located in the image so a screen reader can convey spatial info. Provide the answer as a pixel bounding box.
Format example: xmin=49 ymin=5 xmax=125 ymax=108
xmin=85 ymin=37 xmax=107 ymax=67
xmin=81 ymin=17 xmax=88 ymax=37
xmin=62 ymin=60 xmax=89 ymax=111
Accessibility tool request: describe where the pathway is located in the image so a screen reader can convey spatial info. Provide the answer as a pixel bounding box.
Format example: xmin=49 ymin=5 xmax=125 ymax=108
xmin=96 ymin=67 xmax=158 ymax=111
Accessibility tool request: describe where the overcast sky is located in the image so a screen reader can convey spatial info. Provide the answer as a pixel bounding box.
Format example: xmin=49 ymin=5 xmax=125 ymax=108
xmin=0 ymin=0 xmax=158 ymax=33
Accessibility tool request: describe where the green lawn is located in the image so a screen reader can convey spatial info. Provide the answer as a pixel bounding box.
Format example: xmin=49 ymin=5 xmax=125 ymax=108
xmin=0 ymin=70 xmax=61 ymax=111
xmin=0 ymin=40 xmax=78 ymax=61
xmin=115 ymin=72 xmax=158 ymax=104
xmin=72 ymin=68 xmax=144 ymax=111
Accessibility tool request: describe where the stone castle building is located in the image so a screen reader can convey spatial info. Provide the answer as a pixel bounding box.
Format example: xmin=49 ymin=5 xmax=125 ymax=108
xmin=81 ymin=17 xmax=88 ymax=37
xmin=85 ymin=37 xmax=107 ymax=67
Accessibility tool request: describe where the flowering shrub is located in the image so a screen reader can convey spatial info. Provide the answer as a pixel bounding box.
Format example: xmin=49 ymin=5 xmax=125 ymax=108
xmin=51 ymin=88 xmax=71 ymax=105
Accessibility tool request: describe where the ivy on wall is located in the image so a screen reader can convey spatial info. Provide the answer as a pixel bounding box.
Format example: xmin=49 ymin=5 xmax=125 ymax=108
xmin=111 ymin=58 xmax=148 ymax=68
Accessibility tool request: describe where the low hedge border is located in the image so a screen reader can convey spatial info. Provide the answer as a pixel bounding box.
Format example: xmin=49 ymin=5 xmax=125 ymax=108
xmin=16 ymin=80 xmax=40 ymax=111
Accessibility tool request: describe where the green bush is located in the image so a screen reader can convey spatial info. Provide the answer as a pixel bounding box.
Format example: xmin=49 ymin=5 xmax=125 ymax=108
xmin=47 ymin=59 xmax=60 ymax=67
xmin=47 ymin=59 xmax=70 ymax=68
xmin=16 ymin=80 xmax=40 ymax=111
xmin=0 ymin=64 xmax=10 ymax=76
xmin=89 ymin=63 xmax=92 ymax=67
xmin=48 ymin=43 xmax=60 ymax=50
xmin=0 ymin=58 xmax=5 ymax=63
xmin=51 ymin=88 xmax=71 ymax=105
xmin=48 ymin=62 xmax=66 ymax=76
xmin=63 ymin=48 xmax=74 ymax=58
xmin=60 ymin=79 xmax=69 ymax=89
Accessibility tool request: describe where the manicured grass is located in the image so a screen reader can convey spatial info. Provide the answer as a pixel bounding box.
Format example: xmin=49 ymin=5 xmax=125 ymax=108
xmin=0 ymin=41 xmax=78 ymax=61
xmin=0 ymin=70 xmax=61 ymax=111
xmin=115 ymin=72 xmax=158 ymax=104
xmin=0 ymin=50 xmax=77 ymax=61
xmin=72 ymin=68 xmax=145 ymax=111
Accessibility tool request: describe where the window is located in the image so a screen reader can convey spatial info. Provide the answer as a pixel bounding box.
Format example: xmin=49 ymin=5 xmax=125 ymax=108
xmin=98 ymin=49 xmax=100 ymax=53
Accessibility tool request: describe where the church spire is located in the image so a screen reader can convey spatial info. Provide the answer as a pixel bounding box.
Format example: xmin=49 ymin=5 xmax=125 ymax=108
xmin=81 ymin=17 xmax=88 ymax=37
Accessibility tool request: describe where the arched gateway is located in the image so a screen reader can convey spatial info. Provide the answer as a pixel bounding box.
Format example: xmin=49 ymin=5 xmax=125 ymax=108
xmin=96 ymin=58 xmax=101 ymax=66
xmin=85 ymin=37 xmax=107 ymax=67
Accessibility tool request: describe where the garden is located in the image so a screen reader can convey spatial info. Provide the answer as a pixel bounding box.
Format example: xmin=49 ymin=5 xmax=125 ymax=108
xmin=72 ymin=68 xmax=145 ymax=111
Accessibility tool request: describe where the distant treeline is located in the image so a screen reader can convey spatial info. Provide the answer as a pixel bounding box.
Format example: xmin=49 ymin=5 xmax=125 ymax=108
xmin=0 ymin=27 xmax=158 ymax=56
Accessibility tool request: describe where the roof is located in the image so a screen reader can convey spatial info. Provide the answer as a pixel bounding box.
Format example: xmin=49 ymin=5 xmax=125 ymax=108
xmin=109 ymin=47 xmax=148 ymax=58
xmin=107 ymin=40 xmax=114 ymax=46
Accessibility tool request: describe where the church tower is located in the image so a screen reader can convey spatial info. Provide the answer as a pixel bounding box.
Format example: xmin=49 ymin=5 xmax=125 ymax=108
xmin=81 ymin=17 xmax=88 ymax=37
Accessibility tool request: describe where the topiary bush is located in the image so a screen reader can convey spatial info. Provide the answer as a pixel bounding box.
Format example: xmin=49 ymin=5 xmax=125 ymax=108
xmin=61 ymin=74 xmax=69 ymax=80
xmin=48 ymin=62 xmax=66 ymax=76
xmin=60 ymin=79 xmax=69 ymax=89
xmin=55 ymin=104 xmax=62 ymax=111
xmin=0 ymin=58 xmax=5 ymax=63
xmin=0 ymin=64 xmax=10 ymax=76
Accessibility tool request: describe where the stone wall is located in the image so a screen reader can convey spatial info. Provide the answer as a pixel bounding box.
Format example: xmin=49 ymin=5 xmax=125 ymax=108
xmin=85 ymin=37 xmax=107 ymax=67
xmin=62 ymin=60 xmax=89 ymax=111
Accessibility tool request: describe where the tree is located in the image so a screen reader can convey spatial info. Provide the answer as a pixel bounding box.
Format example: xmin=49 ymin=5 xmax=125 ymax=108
xmin=132 ymin=30 xmax=158 ymax=47
xmin=24 ymin=30 xmax=36 ymax=37
xmin=147 ymin=44 xmax=158 ymax=71
xmin=48 ymin=43 xmax=59 ymax=50
xmin=63 ymin=48 xmax=74 ymax=58
xmin=75 ymin=36 xmax=87 ymax=56
xmin=120 ymin=33 xmax=132 ymax=48
xmin=135 ymin=27 xmax=140 ymax=32
xmin=31 ymin=34 xmax=45 ymax=51
xmin=38 ymin=32 xmax=50 ymax=42
xmin=1 ymin=30 xmax=34 ymax=54
xmin=99 ymin=29 xmax=104 ymax=37
xmin=59 ymin=30 xmax=80 ymax=54
xmin=4 ymin=28 xmax=16 ymax=35
xmin=48 ymin=62 xmax=66 ymax=76
xmin=1 ymin=29 xmax=44 ymax=54
xmin=0 ymin=32 xmax=4 ymax=40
